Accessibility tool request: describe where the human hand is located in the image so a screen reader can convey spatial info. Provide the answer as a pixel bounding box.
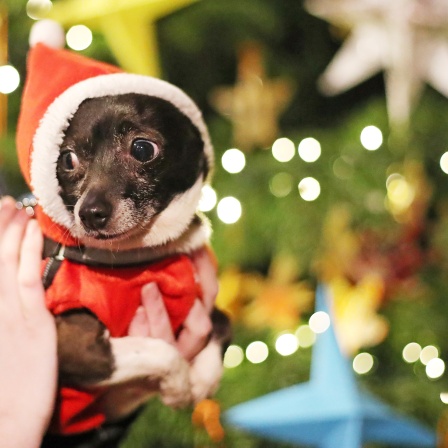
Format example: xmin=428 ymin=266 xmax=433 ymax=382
xmin=128 ymin=247 xmax=219 ymax=362
xmin=0 ymin=197 xmax=57 ymax=448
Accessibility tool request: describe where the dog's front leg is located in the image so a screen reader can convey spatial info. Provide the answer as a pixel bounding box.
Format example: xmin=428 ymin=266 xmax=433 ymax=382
xmin=189 ymin=308 xmax=232 ymax=402
xmin=98 ymin=336 xmax=192 ymax=408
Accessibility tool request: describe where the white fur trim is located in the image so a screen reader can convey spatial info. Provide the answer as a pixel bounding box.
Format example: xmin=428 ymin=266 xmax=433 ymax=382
xmin=30 ymin=73 xmax=214 ymax=235
xmin=29 ymin=19 xmax=65 ymax=49
xmin=142 ymin=176 xmax=205 ymax=248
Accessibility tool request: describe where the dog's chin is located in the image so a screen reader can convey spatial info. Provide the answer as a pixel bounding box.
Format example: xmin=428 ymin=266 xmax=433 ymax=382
xmin=73 ymin=224 xmax=151 ymax=250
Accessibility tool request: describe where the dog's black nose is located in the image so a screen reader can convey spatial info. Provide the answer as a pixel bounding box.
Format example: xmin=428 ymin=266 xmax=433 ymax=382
xmin=79 ymin=194 xmax=112 ymax=231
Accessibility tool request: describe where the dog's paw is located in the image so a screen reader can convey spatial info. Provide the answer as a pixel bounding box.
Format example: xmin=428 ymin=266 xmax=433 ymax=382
xmin=189 ymin=339 xmax=224 ymax=403
xmin=159 ymin=353 xmax=192 ymax=408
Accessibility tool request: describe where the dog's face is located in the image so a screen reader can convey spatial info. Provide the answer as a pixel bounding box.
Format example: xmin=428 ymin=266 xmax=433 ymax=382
xmin=57 ymin=93 xmax=208 ymax=247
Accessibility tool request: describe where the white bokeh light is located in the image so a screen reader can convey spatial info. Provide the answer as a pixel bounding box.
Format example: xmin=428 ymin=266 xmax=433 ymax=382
xmin=222 ymin=148 xmax=246 ymax=173
xmin=272 ymin=138 xmax=295 ymax=162
xmin=298 ymin=137 xmax=321 ymax=162
xmin=295 ymin=325 xmax=316 ymax=348
xmin=426 ymin=358 xmax=445 ymax=379
xmin=217 ymin=196 xmax=242 ymax=224
xmin=26 ymin=0 xmax=52 ymax=20
xmin=224 ymin=345 xmax=244 ymax=368
xmin=0 ymin=65 xmax=20 ymax=94
xmin=246 ymin=341 xmax=269 ymax=364
xmin=66 ymin=25 xmax=93 ymax=51
xmin=198 ymin=185 xmax=217 ymax=212
xmin=360 ymin=125 xmax=383 ymax=150
xmin=353 ymin=352 xmax=374 ymax=375
xmin=309 ymin=311 xmax=330 ymax=334
xmin=402 ymin=342 xmax=422 ymax=363
xmin=440 ymin=152 xmax=448 ymax=174
xmin=298 ymin=177 xmax=320 ymax=201
xmin=275 ymin=333 xmax=299 ymax=356
xmin=420 ymin=345 xmax=439 ymax=366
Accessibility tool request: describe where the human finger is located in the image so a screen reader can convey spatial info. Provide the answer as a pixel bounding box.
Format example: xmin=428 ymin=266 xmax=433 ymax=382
xmin=191 ymin=248 xmax=219 ymax=313
xmin=140 ymin=283 xmax=175 ymax=344
xmin=177 ymin=299 xmax=212 ymax=361
xmin=18 ymin=220 xmax=48 ymax=318
xmin=0 ymin=196 xmax=19 ymax=241
xmin=128 ymin=306 xmax=150 ymax=337
xmin=0 ymin=207 xmax=30 ymax=306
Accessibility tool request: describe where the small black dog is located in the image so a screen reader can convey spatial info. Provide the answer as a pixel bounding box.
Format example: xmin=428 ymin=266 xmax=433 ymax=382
xmin=48 ymin=93 xmax=230 ymax=433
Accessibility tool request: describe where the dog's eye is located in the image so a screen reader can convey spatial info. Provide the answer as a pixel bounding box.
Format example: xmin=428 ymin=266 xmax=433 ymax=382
xmin=59 ymin=151 xmax=79 ymax=171
xmin=131 ymin=139 xmax=159 ymax=163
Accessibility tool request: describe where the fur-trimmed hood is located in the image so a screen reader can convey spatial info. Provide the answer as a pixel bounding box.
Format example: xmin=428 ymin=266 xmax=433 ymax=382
xmin=16 ymin=20 xmax=213 ymax=248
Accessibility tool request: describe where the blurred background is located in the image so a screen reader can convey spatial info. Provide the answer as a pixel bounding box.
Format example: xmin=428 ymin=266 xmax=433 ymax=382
xmin=3 ymin=0 xmax=448 ymax=446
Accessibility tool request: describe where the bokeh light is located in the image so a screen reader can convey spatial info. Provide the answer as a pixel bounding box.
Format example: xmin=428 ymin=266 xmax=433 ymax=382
xmin=246 ymin=341 xmax=269 ymax=364
xmin=309 ymin=311 xmax=330 ymax=334
xmin=298 ymin=137 xmax=321 ymax=162
xmin=198 ymin=185 xmax=217 ymax=212
xmin=217 ymin=196 xmax=242 ymax=224
xmin=353 ymin=352 xmax=374 ymax=375
xmin=440 ymin=152 xmax=448 ymax=174
xmin=402 ymin=342 xmax=422 ymax=363
xmin=386 ymin=173 xmax=414 ymax=213
xmin=26 ymin=0 xmax=52 ymax=20
xmin=221 ymin=148 xmax=246 ymax=173
xmin=426 ymin=358 xmax=445 ymax=379
xmin=298 ymin=177 xmax=320 ymax=201
xmin=224 ymin=345 xmax=244 ymax=368
xmin=272 ymin=137 xmax=295 ymax=162
xmin=440 ymin=392 xmax=448 ymax=404
xmin=420 ymin=345 xmax=439 ymax=365
xmin=66 ymin=25 xmax=93 ymax=51
xmin=269 ymin=172 xmax=293 ymax=198
xmin=0 ymin=65 xmax=20 ymax=94
xmin=360 ymin=125 xmax=383 ymax=150
xmin=275 ymin=333 xmax=299 ymax=356
xmin=295 ymin=325 xmax=316 ymax=348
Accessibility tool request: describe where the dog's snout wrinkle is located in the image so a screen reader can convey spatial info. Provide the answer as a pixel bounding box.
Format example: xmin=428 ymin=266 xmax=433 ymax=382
xmin=79 ymin=191 xmax=112 ymax=231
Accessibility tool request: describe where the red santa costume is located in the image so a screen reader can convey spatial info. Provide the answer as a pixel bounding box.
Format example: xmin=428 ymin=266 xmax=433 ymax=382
xmin=15 ymin=20 xmax=214 ymax=435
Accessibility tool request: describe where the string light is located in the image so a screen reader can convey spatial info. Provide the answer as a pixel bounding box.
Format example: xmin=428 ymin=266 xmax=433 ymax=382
xmin=272 ymin=137 xmax=295 ymax=162
xmin=246 ymin=341 xmax=269 ymax=364
xmin=353 ymin=353 xmax=374 ymax=375
xmin=66 ymin=25 xmax=93 ymax=51
xmin=298 ymin=137 xmax=321 ymax=162
xmin=0 ymin=65 xmax=20 ymax=94
xmin=217 ymin=196 xmax=242 ymax=224
xmin=221 ymin=148 xmax=246 ymax=173
xmin=26 ymin=0 xmax=52 ymax=20
xmin=224 ymin=345 xmax=244 ymax=368
xmin=298 ymin=177 xmax=320 ymax=201
xmin=275 ymin=333 xmax=299 ymax=356
xmin=309 ymin=311 xmax=330 ymax=334
xmin=360 ymin=125 xmax=382 ymax=150
xmin=198 ymin=185 xmax=217 ymax=212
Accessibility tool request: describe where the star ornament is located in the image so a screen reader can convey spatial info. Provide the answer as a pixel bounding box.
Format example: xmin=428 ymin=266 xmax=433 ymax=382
xmin=225 ymin=285 xmax=436 ymax=448
xmin=305 ymin=0 xmax=448 ymax=127
xmin=210 ymin=42 xmax=294 ymax=151
xmin=48 ymin=0 xmax=197 ymax=76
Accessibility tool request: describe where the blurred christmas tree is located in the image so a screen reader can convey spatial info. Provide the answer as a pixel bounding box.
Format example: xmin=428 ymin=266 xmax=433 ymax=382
xmin=3 ymin=0 xmax=448 ymax=446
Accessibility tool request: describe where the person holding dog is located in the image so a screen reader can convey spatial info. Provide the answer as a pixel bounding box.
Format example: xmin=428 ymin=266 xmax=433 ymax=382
xmin=0 ymin=195 xmax=218 ymax=447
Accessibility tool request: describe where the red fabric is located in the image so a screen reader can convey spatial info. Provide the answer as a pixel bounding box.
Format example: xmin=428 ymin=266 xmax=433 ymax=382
xmin=44 ymin=254 xmax=199 ymax=434
xmin=16 ymin=43 xmax=122 ymax=187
